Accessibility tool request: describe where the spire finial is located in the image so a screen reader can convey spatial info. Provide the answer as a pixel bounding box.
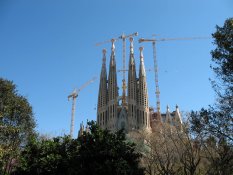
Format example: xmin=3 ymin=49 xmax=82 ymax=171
xmin=111 ymin=39 xmax=115 ymax=52
xmin=102 ymin=48 xmax=106 ymax=54
xmin=102 ymin=49 xmax=106 ymax=64
xmin=167 ymin=105 xmax=170 ymax=111
xmin=130 ymin=37 xmax=134 ymax=54
xmin=139 ymin=47 xmax=146 ymax=76
xmin=139 ymin=47 xmax=144 ymax=61
xmin=110 ymin=39 xmax=116 ymax=66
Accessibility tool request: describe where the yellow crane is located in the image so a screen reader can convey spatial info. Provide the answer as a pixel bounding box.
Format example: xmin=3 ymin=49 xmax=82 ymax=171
xmin=96 ymin=32 xmax=139 ymax=106
xmin=68 ymin=76 xmax=97 ymax=138
xmin=139 ymin=36 xmax=210 ymax=118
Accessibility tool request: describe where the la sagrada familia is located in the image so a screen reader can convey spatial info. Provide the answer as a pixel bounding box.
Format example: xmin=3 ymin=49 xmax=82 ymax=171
xmin=95 ymin=37 xmax=182 ymax=133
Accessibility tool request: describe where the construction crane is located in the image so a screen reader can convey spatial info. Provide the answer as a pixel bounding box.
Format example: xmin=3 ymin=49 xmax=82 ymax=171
xmin=139 ymin=36 xmax=210 ymax=118
xmin=96 ymin=37 xmax=119 ymax=47
xmin=68 ymin=76 xmax=97 ymax=138
xmin=96 ymin=32 xmax=139 ymax=106
xmin=118 ymin=33 xmax=138 ymax=106
xmin=117 ymin=68 xmax=153 ymax=73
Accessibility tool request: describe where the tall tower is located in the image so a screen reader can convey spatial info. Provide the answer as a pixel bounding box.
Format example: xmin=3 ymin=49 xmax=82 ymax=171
xmin=137 ymin=47 xmax=150 ymax=130
xmin=97 ymin=49 xmax=108 ymax=129
xmin=94 ymin=37 xmax=184 ymax=134
xmin=165 ymin=105 xmax=172 ymax=124
xmin=127 ymin=37 xmax=137 ymax=131
xmin=173 ymin=105 xmax=182 ymax=130
xmin=107 ymin=39 xmax=119 ymax=131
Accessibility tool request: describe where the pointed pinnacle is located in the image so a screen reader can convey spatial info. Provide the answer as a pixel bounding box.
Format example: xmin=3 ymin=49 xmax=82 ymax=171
xmin=167 ymin=105 xmax=170 ymax=112
xmin=139 ymin=47 xmax=144 ymax=61
xmin=129 ymin=37 xmax=134 ymax=54
xmin=102 ymin=49 xmax=106 ymax=64
xmin=110 ymin=39 xmax=116 ymax=66
xmin=111 ymin=39 xmax=115 ymax=52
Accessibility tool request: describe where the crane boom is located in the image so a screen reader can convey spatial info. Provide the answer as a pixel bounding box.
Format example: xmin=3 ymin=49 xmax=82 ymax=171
xmin=77 ymin=77 xmax=97 ymax=93
xmin=96 ymin=38 xmax=119 ymax=47
xmin=140 ymin=36 xmax=210 ymax=43
xmin=157 ymin=36 xmax=211 ymax=41
xmin=68 ymin=76 xmax=97 ymax=138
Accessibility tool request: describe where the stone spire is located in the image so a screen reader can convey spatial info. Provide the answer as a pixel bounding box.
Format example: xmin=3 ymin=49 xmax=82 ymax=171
xmin=139 ymin=47 xmax=146 ymax=77
xmin=97 ymin=49 xmax=108 ymax=129
xmin=128 ymin=37 xmax=137 ymax=130
xmin=110 ymin=39 xmax=116 ymax=66
xmin=137 ymin=47 xmax=150 ymax=130
xmin=165 ymin=105 xmax=172 ymax=124
xmin=101 ymin=49 xmax=107 ymax=76
xmin=174 ymin=105 xmax=182 ymax=130
xmin=107 ymin=39 xmax=118 ymax=131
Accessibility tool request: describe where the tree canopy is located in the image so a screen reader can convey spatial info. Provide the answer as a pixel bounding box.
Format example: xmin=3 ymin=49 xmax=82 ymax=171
xmin=15 ymin=135 xmax=79 ymax=175
xmin=15 ymin=121 xmax=144 ymax=175
xmin=191 ymin=18 xmax=233 ymax=140
xmin=211 ymin=18 xmax=233 ymax=85
xmin=211 ymin=17 xmax=233 ymax=123
xmin=189 ymin=18 xmax=233 ymax=175
xmin=0 ymin=78 xmax=36 ymax=174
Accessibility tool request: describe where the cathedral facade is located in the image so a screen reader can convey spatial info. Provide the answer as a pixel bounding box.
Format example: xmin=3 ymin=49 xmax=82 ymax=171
xmin=96 ymin=37 xmax=182 ymax=133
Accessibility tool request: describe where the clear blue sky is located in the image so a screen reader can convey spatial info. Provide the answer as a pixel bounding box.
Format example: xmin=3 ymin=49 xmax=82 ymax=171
xmin=0 ymin=0 xmax=232 ymax=137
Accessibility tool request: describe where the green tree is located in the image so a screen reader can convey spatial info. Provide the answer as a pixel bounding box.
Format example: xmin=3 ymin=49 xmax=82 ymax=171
xmin=0 ymin=78 xmax=36 ymax=174
xmin=190 ymin=18 xmax=233 ymax=143
xmin=190 ymin=18 xmax=233 ymax=175
xmin=15 ymin=121 xmax=144 ymax=175
xmin=16 ymin=135 xmax=79 ymax=175
xmin=211 ymin=18 xmax=233 ymax=87
xmin=210 ymin=17 xmax=233 ymax=140
xmin=73 ymin=121 xmax=144 ymax=175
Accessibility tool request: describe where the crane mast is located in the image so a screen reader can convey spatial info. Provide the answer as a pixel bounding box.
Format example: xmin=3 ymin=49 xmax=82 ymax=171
xmin=118 ymin=32 xmax=138 ymax=106
xmin=68 ymin=89 xmax=78 ymax=138
xmin=153 ymin=41 xmax=161 ymax=116
xmin=68 ymin=77 xmax=97 ymax=138
xmin=139 ymin=35 xmax=210 ymax=119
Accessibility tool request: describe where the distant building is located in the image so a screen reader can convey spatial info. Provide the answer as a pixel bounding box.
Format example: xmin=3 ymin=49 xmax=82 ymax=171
xmin=95 ymin=37 xmax=182 ymax=133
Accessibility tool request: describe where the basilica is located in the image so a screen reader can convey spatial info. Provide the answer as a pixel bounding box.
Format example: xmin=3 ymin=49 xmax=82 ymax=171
xmin=96 ymin=37 xmax=182 ymax=133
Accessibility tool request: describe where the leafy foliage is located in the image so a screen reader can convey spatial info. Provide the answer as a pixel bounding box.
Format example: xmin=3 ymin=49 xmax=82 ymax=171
xmin=210 ymin=18 xmax=233 ymax=139
xmin=191 ymin=18 xmax=233 ymax=141
xmin=0 ymin=78 xmax=36 ymax=174
xmin=211 ymin=18 xmax=233 ymax=85
xmin=75 ymin=121 xmax=144 ymax=175
xmin=15 ymin=121 xmax=144 ymax=175
xmin=189 ymin=18 xmax=233 ymax=175
xmin=16 ymin=135 xmax=79 ymax=175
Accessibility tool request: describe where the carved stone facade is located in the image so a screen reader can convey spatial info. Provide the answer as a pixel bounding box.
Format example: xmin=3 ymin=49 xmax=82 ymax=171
xmin=96 ymin=38 xmax=182 ymax=133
